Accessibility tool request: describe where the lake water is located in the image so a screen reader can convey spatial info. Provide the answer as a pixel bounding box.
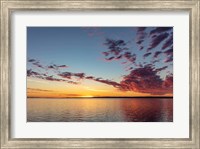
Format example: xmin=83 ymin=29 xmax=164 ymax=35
xmin=27 ymin=98 xmax=173 ymax=122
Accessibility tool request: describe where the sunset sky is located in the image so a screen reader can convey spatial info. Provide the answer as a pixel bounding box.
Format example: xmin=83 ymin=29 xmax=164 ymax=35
xmin=27 ymin=27 xmax=173 ymax=98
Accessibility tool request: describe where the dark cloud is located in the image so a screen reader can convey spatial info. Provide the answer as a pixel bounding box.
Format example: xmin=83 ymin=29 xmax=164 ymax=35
xmin=127 ymin=67 xmax=133 ymax=71
xmin=104 ymin=39 xmax=126 ymax=49
xmin=151 ymin=59 xmax=160 ymax=64
xmin=129 ymin=67 xmax=133 ymax=70
xmin=147 ymin=33 xmax=169 ymax=51
xmin=102 ymin=52 xmax=109 ymax=56
xmin=44 ymin=76 xmax=78 ymax=84
xmin=27 ymin=69 xmax=41 ymax=77
xmin=119 ymin=65 xmax=163 ymax=93
xmin=153 ymin=51 xmax=162 ymax=58
xmin=143 ymin=52 xmax=152 ymax=58
xmin=103 ymin=39 xmax=128 ymax=57
xmin=28 ymin=58 xmax=68 ymax=71
xmin=28 ymin=58 xmax=44 ymax=69
xmin=105 ymin=56 xmax=115 ymax=61
xmin=45 ymin=76 xmax=65 ymax=82
xmin=123 ymin=52 xmax=136 ymax=63
xmin=85 ymin=76 xmax=94 ymax=79
xmin=164 ymin=56 xmax=173 ymax=63
xmin=94 ymin=78 xmax=121 ymax=88
xmin=139 ymin=46 xmax=144 ymax=50
xmin=27 ymin=70 xmax=78 ymax=85
xmin=163 ymin=48 xmax=173 ymax=56
xmin=152 ymin=34 xmax=157 ymax=38
xmin=28 ymin=59 xmax=36 ymax=62
xmin=163 ymin=74 xmax=173 ymax=88
xmin=48 ymin=64 xmax=68 ymax=70
xmin=103 ymin=38 xmax=137 ymax=64
xmin=57 ymin=65 xmax=68 ymax=68
xmin=58 ymin=72 xmax=85 ymax=79
xmin=135 ymin=63 xmax=143 ymax=68
xmin=162 ymin=35 xmax=173 ymax=50
xmin=81 ymin=65 xmax=173 ymax=95
xmin=118 ymin=64 xmax=173 ymax=95
xmin=48 ymin=65 xmax=55 ymax=69
xmin=135 ymin=27 xmax=147 ymax=45
xmin=150 ymin=27 xmax=172 ymax=35
xmin=136 ymin=40 xmax=144 ymax=45
xmin=58 ymin=72 xmax=72 ymax=79
xmin=32 ymin=61 xmax=44 ymax=69
xmin=73 ymin=73 xmax=85 ymax=79
xmin=116 ymin=55 xmax=123 ymax=60
xmin=156 ymin=66 xmax=168 ymax=72
xmin=28 ymin=64 xmax=173 ymax=95
xmin=27 ymin=70 xmax=47 ymax=80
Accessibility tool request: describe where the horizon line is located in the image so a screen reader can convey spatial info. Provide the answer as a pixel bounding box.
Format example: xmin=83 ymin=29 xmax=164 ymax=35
xmin=27 ymin=96 xmax=173 ymax=98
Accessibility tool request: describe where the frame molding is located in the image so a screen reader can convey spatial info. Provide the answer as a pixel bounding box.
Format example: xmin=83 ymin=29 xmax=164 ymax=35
xmin=1 ymin=0 xmax=199 ymax=148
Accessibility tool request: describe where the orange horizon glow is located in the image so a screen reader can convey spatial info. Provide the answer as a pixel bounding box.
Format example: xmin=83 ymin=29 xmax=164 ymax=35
xmin=27 ymin=78 xmax=173 ymax=98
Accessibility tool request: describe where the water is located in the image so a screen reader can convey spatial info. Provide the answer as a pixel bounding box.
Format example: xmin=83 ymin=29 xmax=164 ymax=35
xmin=27 ymin=98 xmax=173 ymax=122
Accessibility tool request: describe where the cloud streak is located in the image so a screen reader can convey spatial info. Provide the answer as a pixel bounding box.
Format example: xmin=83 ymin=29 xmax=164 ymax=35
xmin=58 ymin=72 xmax=85 ymax=79
xmin=135 ymin=27 xmax=147 ymax=45
xmin=48 ymin=64 xmax=68 ymax=70
xmin=153 ymin=51 xmax=162 ymax=58
xmin=102 ymin=39 xmax=137 ymax=64
xmin=150 ymin=27 xmax=172 ymax=36
xmin=162 ymin=35 xmax=173 ymax=50
xmin=143 ymin=52 xmax=152 ymax=58
xmin=32 ymin=61 xmax=44 ymax=69
xmin=28 ymin=63 xmax=172 ymax=95
xmin=27 ymin=69 xmax=78 ymax=85
xmin=147 ymin=33 xmax=169 ymax=52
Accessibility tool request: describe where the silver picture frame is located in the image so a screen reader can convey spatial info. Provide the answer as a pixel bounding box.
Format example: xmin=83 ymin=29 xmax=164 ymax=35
xmin=1 ymin=0 xmax=199 ymax=148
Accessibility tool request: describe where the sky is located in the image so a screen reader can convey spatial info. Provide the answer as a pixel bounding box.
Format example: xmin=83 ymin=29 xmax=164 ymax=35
xmin=27 ymin=27 xmax=173 ymax=97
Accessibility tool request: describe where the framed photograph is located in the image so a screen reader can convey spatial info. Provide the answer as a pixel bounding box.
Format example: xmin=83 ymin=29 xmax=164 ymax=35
xmin=27 ymin=26 xmax=174 ymax=123
xmin=1 ymin=0 xmax=199 ymax=148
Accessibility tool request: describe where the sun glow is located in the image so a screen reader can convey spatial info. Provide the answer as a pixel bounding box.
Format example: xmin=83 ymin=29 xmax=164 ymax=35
xmin=80 ymin=95 xmax=94 ymax=98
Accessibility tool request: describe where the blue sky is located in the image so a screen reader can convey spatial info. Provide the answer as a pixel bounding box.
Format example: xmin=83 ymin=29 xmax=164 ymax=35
xmin=27 ymin=27 xmax=173 ymax=96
